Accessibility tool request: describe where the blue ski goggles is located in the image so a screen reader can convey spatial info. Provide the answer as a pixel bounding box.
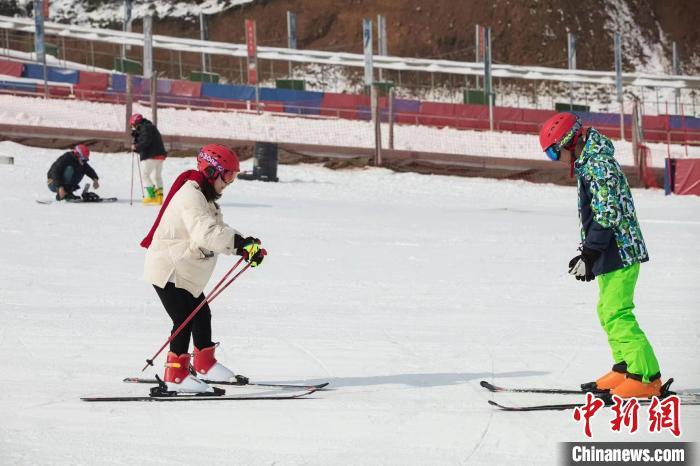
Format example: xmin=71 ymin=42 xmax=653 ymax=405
xmin=544 ymin=145 xmax=561 ymax=161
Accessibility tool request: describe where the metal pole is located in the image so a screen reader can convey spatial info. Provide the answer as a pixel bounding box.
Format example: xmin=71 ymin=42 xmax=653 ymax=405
xmin=90 ymin=41 xmax=95 ymax=70
xmin=567 ymin=32 xmax=576 ymax=109
xmin=614 ymin=32 xmax=623 ymax=139
xmin=475 ymin=24 xmax=480 ymax=89
xmin=484 ymin=26 xmax=493 ymax=131
xmin=143 ymin=15 xmax=153 ymax=79
xmin=371 ymin=85 xmax=382 ymax=166
xmin=255 ymin=85 xmax=260 ymax=114
xmin=672 ymin=41 xmax=679 ymax=114
xmin=126 ymin=74 xmax=133 ymax=136
xmin=122 ymin=0 xmax=132 ymax=58
xmin=178 ymin=50 xmax=183 ymax=79
xmin=377 ymin=14 xmax=386 ymax=82
xmin=287 ymin=11 xmax=297 ymax=77
xmin=151 ymin=73 xmax=157 ymax=127
xmin=363 ymin=18 xmax=373 ymax=89
xmin=34 ymin=0 xmax=48 ymax=98
xmin=388 ymin=86 xmax=394 ymax=150
xmin=200 ymin=12 xmax=207 ymax=73
xmin=655 ymin=87 xmax=660 ymax=115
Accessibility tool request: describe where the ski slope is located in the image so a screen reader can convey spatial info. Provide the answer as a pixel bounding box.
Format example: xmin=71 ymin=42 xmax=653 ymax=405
xmin=0 ymin=141 xmax=698 ymax=464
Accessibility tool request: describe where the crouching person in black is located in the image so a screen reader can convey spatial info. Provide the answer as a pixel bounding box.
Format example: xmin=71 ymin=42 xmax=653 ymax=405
xmin=47 ymin=144 xmax=100 ymax=201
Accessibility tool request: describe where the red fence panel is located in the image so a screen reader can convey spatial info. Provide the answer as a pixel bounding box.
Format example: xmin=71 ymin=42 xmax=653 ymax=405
xmin=0 ymin=60 xmax=23 ymax=77
xmin=259 ymin=101 xmax=285 ymax=113
xmin=320 ymin=93 xmax=369 ymax=119
xmin=76 ymin=71 xmax=109 ymax=90
xmin=674 ymin=159 xmax=700 ymax=196
xmin=47 ymin=85 xmax=71 ymax=97
xmin=418 ymin=101 xmax=456 ymax=127
xmin=170 ymin=80 xmax=202 ymax=98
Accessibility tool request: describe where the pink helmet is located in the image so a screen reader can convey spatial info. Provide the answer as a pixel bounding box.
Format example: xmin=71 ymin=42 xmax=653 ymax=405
xmin=74 ymin=144 xmax=90 ymax=161
xmin=197 ymin=144 xmax=240 ymax=181
xmin=129 ymin=113 xmax=143 ymax=126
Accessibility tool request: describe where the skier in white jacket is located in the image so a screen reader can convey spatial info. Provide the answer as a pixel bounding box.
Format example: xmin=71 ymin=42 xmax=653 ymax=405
xmin=140 ymin=144 xmax=266 ymax=393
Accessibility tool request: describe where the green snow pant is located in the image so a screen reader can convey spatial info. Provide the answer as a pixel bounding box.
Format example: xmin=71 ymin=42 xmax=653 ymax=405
xmin=596 ymin=263 xmax=660 ymax=383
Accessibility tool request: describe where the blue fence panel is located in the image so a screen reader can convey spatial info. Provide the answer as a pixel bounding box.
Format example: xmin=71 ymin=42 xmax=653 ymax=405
xmin=109 ymin=74 xmax=146 ymax=94
xmin=394 ymin=99 xmax=421 ymax=114
xmin=0 ymin=80 xmax=37 ymax=92
xmin=110 ymin=74 xmax=126 ymax=92
xmin=260 ymin=88 xmax=324 ymax=115
xmin=156 ymin=78 xmax=172 ymax=95
xmin=22 ymin=63 xmax=44 ymax=80
xmin=201 ymin=83 xmax=255 ymax=100
xmin=575 ymin=111 xmax=631 ymax=127
xmin=669 ymin=115 xmax=700 ymax=130
xmin=47 ymin=67 xmax=79 ymax=84
xmin=357 ymin=105 xmax=372 ymax=121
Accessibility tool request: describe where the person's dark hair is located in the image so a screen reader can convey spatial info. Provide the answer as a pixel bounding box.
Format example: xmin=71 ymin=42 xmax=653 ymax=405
xmin=200 ymin=177 xmax=221 ymax=203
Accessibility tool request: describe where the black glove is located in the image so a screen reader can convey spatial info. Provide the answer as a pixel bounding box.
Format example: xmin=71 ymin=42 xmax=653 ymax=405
xmin=568 ymin=246 xmax=602 ymax=282
xmin=234 ymin=234 xmax=266 ymax=266
xmin=234 ymin=234 xmax=261 ymax=251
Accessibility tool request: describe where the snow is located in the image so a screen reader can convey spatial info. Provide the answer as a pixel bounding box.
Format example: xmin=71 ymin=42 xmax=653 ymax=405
xmin=17 ymin=0 xmax=257 ymax=25
xmin=1 ymin=95 xmax=699 ymax=170
xmin=0 ymin=140 xmax=698 ymax=464
xmin=604 ymin=0 xmax=670 ymax=74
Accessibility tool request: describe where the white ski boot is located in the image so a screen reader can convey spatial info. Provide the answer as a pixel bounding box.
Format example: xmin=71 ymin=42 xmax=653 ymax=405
xmin=164 ymin=352 xmax=213 ymax=393
xmin=193 ymin=344 xmax=238 ymax=383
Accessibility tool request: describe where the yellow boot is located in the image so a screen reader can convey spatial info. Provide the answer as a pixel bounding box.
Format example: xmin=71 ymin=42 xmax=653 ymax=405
xmin=142 ymin=186 xmax=158 ymax=205
xmin=154 ymin=187 xmax=163 ymax=205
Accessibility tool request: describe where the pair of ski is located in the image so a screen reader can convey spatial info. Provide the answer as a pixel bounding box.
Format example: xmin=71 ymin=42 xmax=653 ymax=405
xmin=81 ymin=377 xmax=329 ymax=402
xmin=36 ymin=183 xmax=117 ymax=204
xmin=482 ymin=379 xmax=700 ymax=411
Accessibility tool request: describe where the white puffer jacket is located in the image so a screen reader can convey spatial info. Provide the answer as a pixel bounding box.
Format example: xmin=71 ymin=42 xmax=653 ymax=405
xmin=144 ymin=180 xmax=240 ymax=297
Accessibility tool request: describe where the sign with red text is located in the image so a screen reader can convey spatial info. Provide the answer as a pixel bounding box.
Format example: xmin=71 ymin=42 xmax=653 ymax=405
xmin=245 ymin=19 xmax=258 ymax=85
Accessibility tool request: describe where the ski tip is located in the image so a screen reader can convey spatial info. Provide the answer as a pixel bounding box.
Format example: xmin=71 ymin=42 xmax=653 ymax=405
xmin=315 ymin=382 xmax=330 ymax=389
xmin=487 ymin=400 xmax=512 ymax=410
xmin=480 ymin=380 xmax=498 ymax=391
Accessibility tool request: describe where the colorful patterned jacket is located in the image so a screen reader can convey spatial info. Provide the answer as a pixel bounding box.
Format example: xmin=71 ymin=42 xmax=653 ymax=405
xmin=574 ymin=128 xmax=649 ymax=276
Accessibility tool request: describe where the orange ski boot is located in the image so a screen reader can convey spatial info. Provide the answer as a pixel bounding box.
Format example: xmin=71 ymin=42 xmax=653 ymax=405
xmin=611 ymin=373 xmax=663 ymax=399
xmin=581 ymin=362 xmax=627 ymax=392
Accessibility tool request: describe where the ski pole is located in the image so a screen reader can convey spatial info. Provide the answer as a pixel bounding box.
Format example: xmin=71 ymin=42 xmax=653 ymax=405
xmin=134 ymin=151 xmax=145 ymax=198
xmin=130 ymin=151 xmax=135 ymax=206
xmin=141 ymin=257 xmax=248 ymax=372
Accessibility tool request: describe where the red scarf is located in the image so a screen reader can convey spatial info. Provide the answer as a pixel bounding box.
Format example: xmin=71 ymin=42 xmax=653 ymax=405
xmin=140 ymin=170 xmax=207 ymax=249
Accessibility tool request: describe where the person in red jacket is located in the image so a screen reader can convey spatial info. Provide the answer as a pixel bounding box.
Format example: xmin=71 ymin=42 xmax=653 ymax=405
xmin=140 ymin=144 xmax=266 ymax=394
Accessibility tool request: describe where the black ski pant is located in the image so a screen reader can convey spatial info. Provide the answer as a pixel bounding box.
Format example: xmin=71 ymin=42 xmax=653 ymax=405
xmin=154 ymin=282 xmax=214 ymax=356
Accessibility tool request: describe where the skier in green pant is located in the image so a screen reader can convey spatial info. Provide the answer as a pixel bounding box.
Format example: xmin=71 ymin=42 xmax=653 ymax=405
xmin=539 ymin=112 xmax=662 ymax=399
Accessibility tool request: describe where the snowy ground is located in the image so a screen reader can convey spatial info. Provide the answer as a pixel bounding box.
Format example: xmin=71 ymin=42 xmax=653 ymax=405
xmin=0 ymin=141 xmax=698 ymax=465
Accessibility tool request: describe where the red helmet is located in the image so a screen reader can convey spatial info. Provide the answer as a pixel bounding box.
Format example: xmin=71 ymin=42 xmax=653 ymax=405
xmin=129 ymin=113 xmax=143 ymax=126
xmin=74 ymin=144 xmax=90 ymax=161
xmin=197 ymin=144 xmax=240 ymax=182
xmin=539 ymin=112 xmax=582 ymax=161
